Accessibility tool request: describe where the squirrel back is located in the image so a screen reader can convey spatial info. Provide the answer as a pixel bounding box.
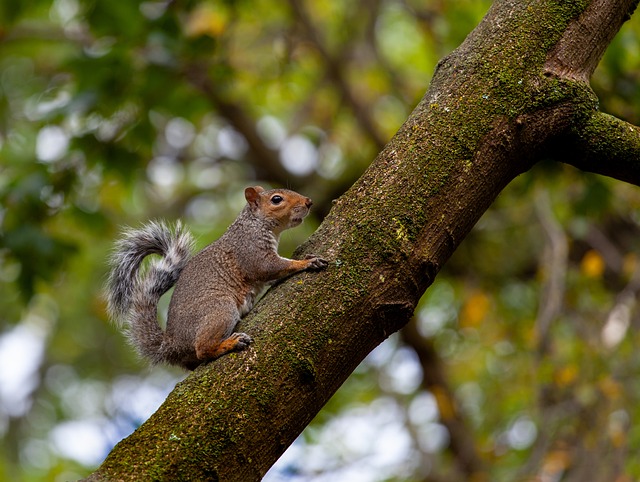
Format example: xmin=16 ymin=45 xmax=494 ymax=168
xmin=106 ymin=186 xmax=327 ymax=370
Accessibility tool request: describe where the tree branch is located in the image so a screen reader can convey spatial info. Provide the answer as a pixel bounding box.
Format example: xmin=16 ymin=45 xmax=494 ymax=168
xmin=287 ymin=0 xmax=388 ymax=150
xmin=544 ymin=0 xmax=638 ymax=82
xmin=543 ymin=0 xmax=640 ymax=185
xmin=182 ymin=64 xmax=294 ymax=184
xmin=534 ymin=189 xmax=568 ymax=356
xmin=402 ymin=320 xmax=485 ymax=479
xmin=559 ymin=112 xmax=640 ymax=186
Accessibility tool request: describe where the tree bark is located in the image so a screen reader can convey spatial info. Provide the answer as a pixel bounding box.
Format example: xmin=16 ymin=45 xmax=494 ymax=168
xmin=87 ymin=0 xmax=640 ymax=480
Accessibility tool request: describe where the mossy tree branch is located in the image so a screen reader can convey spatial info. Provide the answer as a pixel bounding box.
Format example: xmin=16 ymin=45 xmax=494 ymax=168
xmin=544 ymin=0 xmax=638 ymax=82
xmin=541 ymin=0 xmax=640 ymax=185
xmin=87 ymin=0 xmax=640 ymax=480
xmin=560 ymin=112 xmax=640 ymax=185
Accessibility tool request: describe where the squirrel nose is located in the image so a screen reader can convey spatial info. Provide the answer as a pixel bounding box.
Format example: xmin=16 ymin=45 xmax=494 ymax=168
xmin=305 ymin=198 xmax=313 ymax=208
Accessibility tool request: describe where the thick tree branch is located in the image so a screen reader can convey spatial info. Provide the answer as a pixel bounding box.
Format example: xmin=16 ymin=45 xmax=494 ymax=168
xmin=543 ymin=0 xmax=640 ymax=184
xmin=559 ymin=112 xmax=640 ymax=186
xmin=544 ymin=0 xmax=638 ymax=82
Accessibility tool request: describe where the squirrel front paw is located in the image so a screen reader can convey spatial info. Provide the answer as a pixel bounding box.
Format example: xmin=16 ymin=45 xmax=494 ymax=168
xmin=304 ymin=254 xmax=329 ymax=270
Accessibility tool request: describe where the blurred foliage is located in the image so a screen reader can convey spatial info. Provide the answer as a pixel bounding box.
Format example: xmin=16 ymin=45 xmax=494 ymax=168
xmin=1 ymin=0 xmax=640 ymax=481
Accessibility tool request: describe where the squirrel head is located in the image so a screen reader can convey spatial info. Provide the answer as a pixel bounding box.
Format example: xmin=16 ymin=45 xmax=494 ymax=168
xmin=244 ymin=186 xmax=313 ymax=234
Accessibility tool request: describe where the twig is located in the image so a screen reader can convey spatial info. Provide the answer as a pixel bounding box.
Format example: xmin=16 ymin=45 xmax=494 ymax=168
xmin=287 ymin=0 xmax=387 ymax=150
xmin=534 ymin=188 xmax=568 ymax=355
xmin=402 ymin=318 xmax=486 ymax=478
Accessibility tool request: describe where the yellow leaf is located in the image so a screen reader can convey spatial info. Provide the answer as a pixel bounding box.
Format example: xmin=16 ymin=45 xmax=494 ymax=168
xmin=460 ymin=291 xmax=490 ymax=328
xmin=622 ymin=253 xmax=636 ymax=279
xmin=554 ymin=365 xmax=578 ymax=386
xmin=185 ymin=3 xmax=228 ymax=38
xmin=610 ymin=427 xmax=627 ymax=448
xmin=542 ymin=448 xmax=572 ymax=474
xmin=598 ymin=376 xmax=622 ymax=400
xmin=581 ymin=249 xmax=605 ymax=278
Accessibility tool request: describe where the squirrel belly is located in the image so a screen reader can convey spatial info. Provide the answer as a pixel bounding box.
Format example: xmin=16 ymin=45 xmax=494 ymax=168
xmin=105 ymin=186 xmax=329 ymax=371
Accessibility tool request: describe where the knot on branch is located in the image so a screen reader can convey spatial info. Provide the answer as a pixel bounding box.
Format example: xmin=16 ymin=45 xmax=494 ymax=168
xmin=374 ymin=300 xmax=416 ymax=340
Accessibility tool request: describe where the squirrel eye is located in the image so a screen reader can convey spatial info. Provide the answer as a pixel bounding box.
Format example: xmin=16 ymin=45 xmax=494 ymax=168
xmin=270 ymin=195 xmax=284 ymax=205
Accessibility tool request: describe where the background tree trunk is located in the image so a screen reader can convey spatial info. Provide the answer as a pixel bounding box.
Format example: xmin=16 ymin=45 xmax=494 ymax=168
xmin=87 ymin=0 xmax=640 ymax=480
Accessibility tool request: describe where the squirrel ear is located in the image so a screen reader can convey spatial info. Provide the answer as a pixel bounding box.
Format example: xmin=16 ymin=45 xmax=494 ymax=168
xmin=244 ymin=186 xmax=263 ymax=205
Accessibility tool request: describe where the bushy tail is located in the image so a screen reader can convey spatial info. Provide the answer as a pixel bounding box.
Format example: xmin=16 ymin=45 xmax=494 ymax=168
xmin=106 ymin=221 xmax=194 ymax=363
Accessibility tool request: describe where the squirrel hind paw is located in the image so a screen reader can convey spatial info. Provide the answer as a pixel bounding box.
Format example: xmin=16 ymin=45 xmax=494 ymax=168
xmin=232 ymin=332 xmax=253 ymax=351
xmin=195 ymin=332 xmax=253 ymax=361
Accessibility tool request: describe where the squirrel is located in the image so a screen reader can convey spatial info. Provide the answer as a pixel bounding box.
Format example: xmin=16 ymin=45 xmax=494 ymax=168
xmin=106 ymin=186 xmax=328 ymax=370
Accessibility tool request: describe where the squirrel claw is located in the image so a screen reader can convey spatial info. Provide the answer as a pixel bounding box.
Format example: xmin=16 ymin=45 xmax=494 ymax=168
xmin=305 ymin=254 xmax=329 ymax=270
xmin=233 ymin=332 xmax=253 ymax=351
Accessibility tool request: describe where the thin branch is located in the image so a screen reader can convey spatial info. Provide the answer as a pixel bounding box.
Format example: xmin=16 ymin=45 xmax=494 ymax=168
xmin=584 ymin=224 xmax=625 ymax=274
xmin=182 ymin=64 xmax=295 ymax=184
xmin=402 ymin=319 xmax=486 ymax=479
xmin=515 ymin=189 xmax=569 ymax=476
xmin=601 ymin=270 xmax=640 ymax=349
xmin=0 ymin=22 xmax=93 ymax=47
xmin=287 ymin=0 xmax=388 ymax=150
xmin=534 ymin=189 xmax=568 ymax=356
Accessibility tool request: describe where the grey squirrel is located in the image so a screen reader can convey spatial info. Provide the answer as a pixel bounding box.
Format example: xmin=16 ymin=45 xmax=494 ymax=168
xmin=106 ymin=186 xmax=328 ymax=370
